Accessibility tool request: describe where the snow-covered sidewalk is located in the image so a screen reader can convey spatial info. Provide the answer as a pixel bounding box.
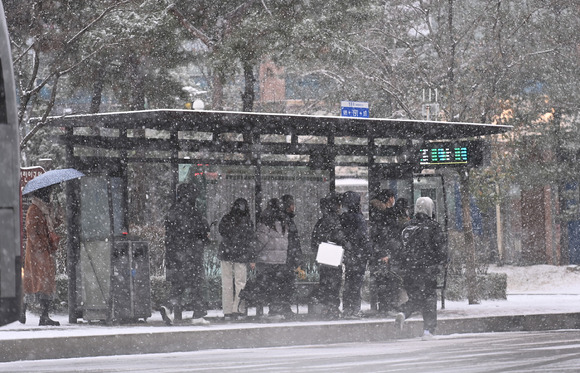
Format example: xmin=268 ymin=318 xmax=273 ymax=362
xmin=2 ymin=265 xmax=580 ymax=341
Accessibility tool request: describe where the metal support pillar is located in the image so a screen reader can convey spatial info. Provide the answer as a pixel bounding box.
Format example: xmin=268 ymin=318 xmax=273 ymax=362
xmin=120 ymin=128 xmax=129 ymax=233
xmin=65 ymin=127 xmax=82 ymax=323
xmin=169 ymin=126 xmax=179 ymax=200
xmin=367 ymin=134 xmax=379 ymax=311
xmin=253 ymin=132 xmax=263 ymax=221
xmin=368 ymin=135 xmax=380 ymax=201
xmin=329 ymin=125 xmax=336 ymax=195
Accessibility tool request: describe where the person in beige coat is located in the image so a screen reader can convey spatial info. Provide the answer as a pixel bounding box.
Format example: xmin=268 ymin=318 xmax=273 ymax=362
xmin=21 ymin=186 xmax=61 ymax=326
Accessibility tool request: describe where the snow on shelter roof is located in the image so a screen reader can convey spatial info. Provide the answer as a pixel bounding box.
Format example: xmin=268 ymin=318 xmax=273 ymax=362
xmin=40 ymin=109 xmax=511 ymax=140
xmin=38 ymin=109 xmax=513 ymax=170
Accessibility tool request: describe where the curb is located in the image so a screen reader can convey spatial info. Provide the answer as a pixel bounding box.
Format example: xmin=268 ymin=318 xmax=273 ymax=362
xmin=2 ymin=313 xmax=580 ymax=362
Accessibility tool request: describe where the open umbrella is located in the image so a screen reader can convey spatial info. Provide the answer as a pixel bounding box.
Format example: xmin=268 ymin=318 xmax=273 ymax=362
xmin=22 ymin=168 xmax=85 ymax=195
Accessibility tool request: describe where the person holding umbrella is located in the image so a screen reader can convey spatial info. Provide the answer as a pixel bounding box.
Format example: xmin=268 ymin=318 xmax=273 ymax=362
xmin=21 ymin=168 xmax=84 ymax=326
xmin=21 ymin=185 xmax=61 ymax=325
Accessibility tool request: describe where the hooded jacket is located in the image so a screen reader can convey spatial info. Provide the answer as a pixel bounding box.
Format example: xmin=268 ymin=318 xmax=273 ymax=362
xmin=165 ymin=185 xmax=210 ymax=282
xmin=369 ymin=200 xmax=399 ymax=261
xmin=311 ymin=194 xmax=346 ymax=251
xmin=399 ymin=197 xmax=447 ymax=270
xmin=218 ymin=198 xmax=257 ymax=262
xmin=255 ymin=200 xmax=289 ymax=265
xmin=340 ymin=191 xmax=372 ymax=262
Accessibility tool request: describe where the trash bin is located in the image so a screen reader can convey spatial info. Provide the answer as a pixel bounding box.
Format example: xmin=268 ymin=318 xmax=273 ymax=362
xmin=111 ymin=239 xmax=151 ymax=322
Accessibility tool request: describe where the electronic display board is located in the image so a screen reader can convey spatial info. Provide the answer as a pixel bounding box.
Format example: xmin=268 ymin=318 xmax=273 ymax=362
xmin=418 ymin=141 xmax=485 ymax=168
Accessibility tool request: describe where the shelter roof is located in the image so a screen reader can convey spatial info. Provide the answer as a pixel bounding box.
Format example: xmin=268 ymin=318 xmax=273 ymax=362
xmin=40 ymin=109 xmax=511 ymax=140
xmin=38 ymin=109 xmax=512 ymax=170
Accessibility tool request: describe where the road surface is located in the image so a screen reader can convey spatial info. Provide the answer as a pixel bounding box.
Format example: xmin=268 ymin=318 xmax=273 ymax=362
xmin=2 ymin=330 xmax=580 ymax=372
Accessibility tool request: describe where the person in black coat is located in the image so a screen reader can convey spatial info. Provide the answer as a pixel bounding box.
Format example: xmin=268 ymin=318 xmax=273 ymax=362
xmin=371 ymin=194 xmax=412 ymax=315
xmin=273 ymin=194 xmax=304 ymax=317
xmin=369 ymin=189 xmax=400 ymax=315
xmin=369 ymin=190 xmax=397 ymax=262
xmin=311 ymin=193 xmax=345 ymax=319
xmin=218 ymin=198 xmax=256 ymax=320
xmin=340 ymin=191 xmax=372 ymax=318
xmin=163 ymin=184 xmax=210 ymax=325
xmin=395 ymin=197 xmax=447 ymax=340
xmin=281 ymin=195 xmax=303 ymax=271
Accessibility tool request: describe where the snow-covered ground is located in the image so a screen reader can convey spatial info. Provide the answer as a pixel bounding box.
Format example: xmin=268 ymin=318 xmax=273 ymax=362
xmin=2 ymin=265 xmax=580 ymax=340
xmin=489 ymin=264 xmax=580 ymax=294
xmin=437 ymin=264 xmax=580 ymax=318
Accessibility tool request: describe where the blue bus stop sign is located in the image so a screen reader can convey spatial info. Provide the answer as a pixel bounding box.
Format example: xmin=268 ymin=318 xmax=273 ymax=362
xmin=341 ymin=101 xmax=369 ymax=118
xmin=340 ymin=101 xmax=369 ymax=118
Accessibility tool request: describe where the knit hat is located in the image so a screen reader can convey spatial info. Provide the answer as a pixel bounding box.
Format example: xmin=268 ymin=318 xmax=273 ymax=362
xmin=374 ymin=189 xmax=395 ymax=203
xmin=281 ymin=194 xmax=294 ymax=211
xmin=414 ymin=197 xmax=434 ymax=218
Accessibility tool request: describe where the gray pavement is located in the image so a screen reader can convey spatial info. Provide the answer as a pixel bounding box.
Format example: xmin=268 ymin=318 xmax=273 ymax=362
xmin=2 ymin=295 xmax=580 ymax=363
xmin=4 ymin=330 xmax=580 ymax=373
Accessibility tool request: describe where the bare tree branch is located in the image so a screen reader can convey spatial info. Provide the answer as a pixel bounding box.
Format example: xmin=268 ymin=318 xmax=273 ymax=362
xmin=166 ymin=4 xmax=213 ymax=48
xmin=13 ymin=43 xmax=34 ymax=64
xmin=354 ymin=66 xmax=415 ymax=118
xmin=19 ymin=43 xmax=116 ymax=147
xmin=225 ymin=0 xmax=259 ymax=25
xmin=261 ymin=0 xmax=273 ymax=17
xmin=20 ymin=74 xmax=61 ymax=148
xmin=506 ymin=48 xmax=558 ymax=69
xmin=18 ymin=50 xmax=40 ymax=126
xmin=300 ymin=70 xmax=345 ymax=85
xmin=66 ymin=1 xmax=133 ymax=46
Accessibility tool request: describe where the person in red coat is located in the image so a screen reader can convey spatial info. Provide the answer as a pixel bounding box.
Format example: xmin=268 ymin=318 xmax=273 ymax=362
xmin=22 ymin=185 xmax=61 ymax=326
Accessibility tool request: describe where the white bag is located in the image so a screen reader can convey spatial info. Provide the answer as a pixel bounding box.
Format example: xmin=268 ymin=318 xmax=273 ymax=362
xmin=316 ymin=242 xmax=344 ymax=267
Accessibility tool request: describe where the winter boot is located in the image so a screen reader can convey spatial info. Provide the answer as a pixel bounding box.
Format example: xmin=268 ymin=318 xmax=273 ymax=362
xmin=191 ymin=317 xmax=210 ymax=326
xmin=39 ymin=299 xmax=60 ymax=326
xmin=394 ymin=312 xmax=405 ymax=333
xmin=160 ymin=306 xmax=173 ymax=326
xmin=421 ymin=330 xmax=434 ymax=341
xmin=39 ymin=316 xmax=60 ymax=326
xmin=173 ymin=304 xmax=182 ymax=321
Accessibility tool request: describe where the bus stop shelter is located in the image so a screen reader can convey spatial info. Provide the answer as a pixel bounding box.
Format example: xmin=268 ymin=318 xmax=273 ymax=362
xmin=39 ymin=109 xmax=511 ymax=323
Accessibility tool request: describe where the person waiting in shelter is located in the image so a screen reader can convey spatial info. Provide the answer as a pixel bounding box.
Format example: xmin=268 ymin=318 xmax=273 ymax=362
xmin=161 ymin=183 xmax=211 ymax=326
xmin=340 ymin=191 xmax=372 ymax=319
xmin=280 ymin=194 xmax=305 ymax=316
xmin=311 ymin=193 xmax=345 ymax=319
xmin=369 ymin=189 xmax=401 ymax=315
xmin=393 ymin=197 xmax=410 ymax=223
xmin=254 ymin=198 xmax=291 ymax=320
xmin=388 ymin=196 xmax=411 ymax=301
xmin=371 ymin=193 xmax=412 ymax=316
xmin=395 ymin=197 xmax=447 ymax=340
xmin=218 ymin=198 xmax=256 ymax=321
xmin=21 ymin=185 xmax=61 ymax=326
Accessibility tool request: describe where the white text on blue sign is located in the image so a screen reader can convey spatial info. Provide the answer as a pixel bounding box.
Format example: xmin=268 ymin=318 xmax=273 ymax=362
xmin=341 ymin=101 xmax=369 ymax=118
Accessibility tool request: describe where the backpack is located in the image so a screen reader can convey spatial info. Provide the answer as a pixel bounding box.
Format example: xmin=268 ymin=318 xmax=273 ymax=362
xmin=400 ymin=221 xmax=439 ymax=269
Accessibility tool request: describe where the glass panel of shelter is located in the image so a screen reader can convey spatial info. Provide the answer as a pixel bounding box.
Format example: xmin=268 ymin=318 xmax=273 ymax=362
xmin=78 ymin=175 xmax=125 ymax=322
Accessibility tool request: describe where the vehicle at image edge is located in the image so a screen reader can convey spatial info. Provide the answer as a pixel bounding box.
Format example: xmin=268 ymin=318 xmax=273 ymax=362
xmin=0 ymin=0 xmax=22 ymax=326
